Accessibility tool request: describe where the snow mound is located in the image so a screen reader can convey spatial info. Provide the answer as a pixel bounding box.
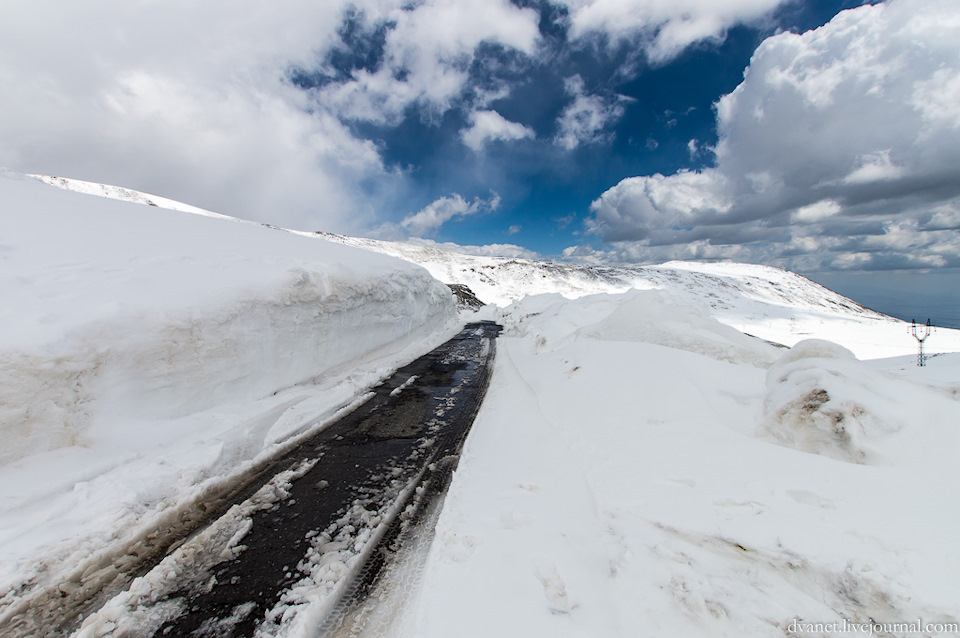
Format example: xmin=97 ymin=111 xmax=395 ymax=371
xmin=502 ymin=289 xmax=780 ymax=366
xmin=577 ymin=290 xmax=781 ymax=366
xmin=759 ymin=340 xmax=905 ymax=463
xmin=399 ymin=292 xmax=960 ymax=637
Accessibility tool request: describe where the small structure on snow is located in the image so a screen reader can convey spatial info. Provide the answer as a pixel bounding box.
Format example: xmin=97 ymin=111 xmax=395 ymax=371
xmin=911 ymin=318 xmax=933 ymax=367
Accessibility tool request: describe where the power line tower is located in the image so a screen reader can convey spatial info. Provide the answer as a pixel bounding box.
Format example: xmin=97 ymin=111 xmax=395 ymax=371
xmin=911 ymin=318 xmax=932 ymax=367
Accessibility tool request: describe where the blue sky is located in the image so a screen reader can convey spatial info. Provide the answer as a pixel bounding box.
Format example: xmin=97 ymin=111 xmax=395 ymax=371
xmin=313 ymin=0 xmax=871 ymax=256
xmin=2 ymin=0 xmax=958 ymax=326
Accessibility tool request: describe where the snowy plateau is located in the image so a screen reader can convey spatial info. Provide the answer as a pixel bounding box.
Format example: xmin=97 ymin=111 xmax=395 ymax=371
xmin=2 ymin=170 xmax=960 ymax=637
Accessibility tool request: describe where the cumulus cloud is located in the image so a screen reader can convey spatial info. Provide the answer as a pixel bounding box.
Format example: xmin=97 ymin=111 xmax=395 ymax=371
xmin=556 ymin=0 xmax=788 ymax=63
xmin=461 ymin=110 xmax=535 ymax=151
xmin=0 ymin=1 xmax=397 ymax=231
xmin=586 ymin=0 xmax=960 ymax=271
xmin=374 ymin=192 xmax=501 ymax=238
xmin=0 ymin=0 xmax=538 ymax=233
xmin=554 ymin=76 xmax=629 ymax=150
xmin=313 ymin=0 xmax=541 ymax=125
xmin=588 ymin=169 xmax=732 ymax=241
xmin=5 ymin=0 xmax=908 ymax=245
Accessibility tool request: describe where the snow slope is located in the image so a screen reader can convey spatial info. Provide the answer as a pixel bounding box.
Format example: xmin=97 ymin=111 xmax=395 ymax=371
xmin=321 ymin=233 xmax=952 ymax=360
xmin=0 ymin=171 xmax=459 ymax=619
xmin=31 ymin=174 xmax=233 ymax=221
xmin=385 ymin=291 xmax=960 ymax=638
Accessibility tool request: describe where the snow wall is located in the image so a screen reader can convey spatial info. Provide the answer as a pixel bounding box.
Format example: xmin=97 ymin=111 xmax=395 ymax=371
xmin=0 ymin=173 xmax=459 ymax=465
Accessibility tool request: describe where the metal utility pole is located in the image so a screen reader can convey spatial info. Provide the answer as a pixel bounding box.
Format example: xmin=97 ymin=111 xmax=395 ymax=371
xmin=911 ymin=318 xmax=932 ymax=367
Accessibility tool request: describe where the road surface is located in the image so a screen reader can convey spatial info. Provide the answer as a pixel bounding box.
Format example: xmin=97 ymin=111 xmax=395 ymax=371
xmin=2 ymin=321 xmax=501 ymax=638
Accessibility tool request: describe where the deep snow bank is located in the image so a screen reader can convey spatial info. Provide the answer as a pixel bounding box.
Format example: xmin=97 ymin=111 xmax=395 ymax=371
xmin=0 ymin=172 xmax=457 ymax=464
xmin=0 ymin=171 xmax=459 ymax=602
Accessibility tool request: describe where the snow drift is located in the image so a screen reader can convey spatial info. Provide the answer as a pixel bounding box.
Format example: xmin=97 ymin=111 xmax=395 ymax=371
xmin=502 ymin=289 xmax=781 ymax=367
xmin=0 ymin=172 xmax=458 ymax=465
xmin=760 ymin=340 xmax=886 ymax=463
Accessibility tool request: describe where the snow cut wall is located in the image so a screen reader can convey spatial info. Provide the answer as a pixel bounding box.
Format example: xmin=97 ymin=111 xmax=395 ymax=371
xmin=0 ymin=172 xmax=458 ymax=465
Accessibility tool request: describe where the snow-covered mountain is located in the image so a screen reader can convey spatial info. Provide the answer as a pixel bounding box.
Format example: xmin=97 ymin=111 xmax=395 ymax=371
xmin=28 ymin=174 xmax=883 ymax=317
xmin=318 ymin=232 xmax=924 ymax=359
xmin=5 ymin=172 xmax=960 ymax=637
xmin=29 ymin=173 xmax=907 ymax=358
xmin=318 ymin=232 xmax=877 ymax=316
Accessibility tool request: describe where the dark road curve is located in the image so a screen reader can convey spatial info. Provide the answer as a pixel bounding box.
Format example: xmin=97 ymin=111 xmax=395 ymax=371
xmin=113 ymin=320 xmax=501 ymax=638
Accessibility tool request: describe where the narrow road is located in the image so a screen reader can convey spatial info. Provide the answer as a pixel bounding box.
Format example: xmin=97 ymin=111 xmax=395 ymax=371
xmin=58 ymin=321 xmax=501 ymax=637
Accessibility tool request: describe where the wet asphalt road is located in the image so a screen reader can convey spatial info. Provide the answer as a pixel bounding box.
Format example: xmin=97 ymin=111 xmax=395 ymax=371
xmin=145 ymin=320 xmax=502 ymax=637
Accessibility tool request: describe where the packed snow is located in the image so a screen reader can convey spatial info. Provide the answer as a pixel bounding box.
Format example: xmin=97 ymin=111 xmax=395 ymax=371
xmin=2 ymin=172 xmax=960 ymax=637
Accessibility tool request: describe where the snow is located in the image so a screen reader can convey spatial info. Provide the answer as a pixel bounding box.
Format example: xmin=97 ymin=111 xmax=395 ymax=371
xmin=0 ymin=171 xmax=459 ymax=627
xmin=384 ymin=291 xmax=960 ymax=637
xmin=30 ymin=174 xmax=234 ymax=221
xmin=3 ymin=171 xmax=960 ymax=636
xmin=323 ymin=233 xmax=957 ymax=360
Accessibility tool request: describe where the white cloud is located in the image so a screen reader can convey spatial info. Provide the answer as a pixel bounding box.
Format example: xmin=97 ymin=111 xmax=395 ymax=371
xmin=841 ymin=150 xmax=903 ymax=185
xmin=0 ymin=1 xmax=395 ymax=232
xmin=386 ymin=192 xmax=501 ymax=238
xmin=557 ymin=0 xmax=788 ymax=63
xmin=507 ymin=225 xmax=522 ymax=235
xmin=587 ymin=169 xmax=731 ymax=241
xmin=555 ymin=76 xmax=628 ymax=150
xmin=461 ymin=111 xmax=535 ymax=152
xmin=0 ymin=0 xmax=539 ymax=233
xmin=316 ymin=0 xmax=541 ymax=125
xmin=793 ymin=199 xmax=841 ymax=223
xmin=586 ymin=0 xmax=960 ymax=271
xmin=911 ymin=67 xmax=960 ymax=132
